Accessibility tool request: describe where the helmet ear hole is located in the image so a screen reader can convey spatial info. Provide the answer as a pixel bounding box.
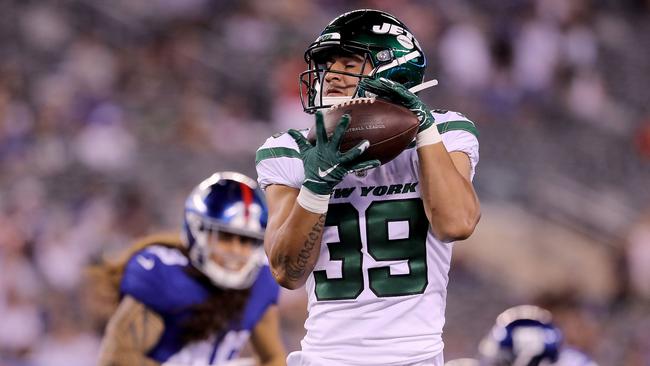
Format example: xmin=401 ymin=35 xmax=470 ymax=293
xmin=391 ymin=75 xmax=409 ymax=85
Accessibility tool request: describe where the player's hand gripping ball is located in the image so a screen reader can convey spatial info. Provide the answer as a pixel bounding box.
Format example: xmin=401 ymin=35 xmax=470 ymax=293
xmin=307 ymin=98 xmax=419 ymax=165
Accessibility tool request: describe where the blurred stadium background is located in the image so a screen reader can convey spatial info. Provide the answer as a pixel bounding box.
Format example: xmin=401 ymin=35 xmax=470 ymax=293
xmin=1 ymin=0 xmax=649 ymax=365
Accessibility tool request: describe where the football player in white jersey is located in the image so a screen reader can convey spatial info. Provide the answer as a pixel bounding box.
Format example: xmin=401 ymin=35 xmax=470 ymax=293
xmin=256 ymin=9 xmax=480 ymax=366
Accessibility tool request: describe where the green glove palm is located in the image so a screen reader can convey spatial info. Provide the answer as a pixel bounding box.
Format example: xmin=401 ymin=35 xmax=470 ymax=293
xmin=359 ymin=77 xmax=435 ymax=133
xmin=288 ymin=112 xmax=380 ymax=195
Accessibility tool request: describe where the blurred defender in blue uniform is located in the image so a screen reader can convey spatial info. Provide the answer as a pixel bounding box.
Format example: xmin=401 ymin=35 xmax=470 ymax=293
xmin=445 ymin=304 xmax=598 ymax=366
xmin=95 ymin=172 xmax=286 ymax=366
xmin=477 ymin=305 xmax=597 ymax=366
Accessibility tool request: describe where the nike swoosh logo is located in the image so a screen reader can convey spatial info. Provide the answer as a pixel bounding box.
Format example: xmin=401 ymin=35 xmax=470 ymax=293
xmin=318 ymin=164 xmax=339 ymax=178
xmin=357 ymin=140 xmax=370 ymax=152
xmin=137 ymin=255 xmax=155 ymax=270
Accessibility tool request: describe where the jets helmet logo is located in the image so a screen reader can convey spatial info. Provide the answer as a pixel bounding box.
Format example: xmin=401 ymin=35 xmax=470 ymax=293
xmin=371 ymin=22 xmax=419 ymax=49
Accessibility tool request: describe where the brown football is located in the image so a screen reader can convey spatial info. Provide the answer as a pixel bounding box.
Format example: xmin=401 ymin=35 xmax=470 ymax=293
xmin=306 ymin=98 xmax=418 ymax=165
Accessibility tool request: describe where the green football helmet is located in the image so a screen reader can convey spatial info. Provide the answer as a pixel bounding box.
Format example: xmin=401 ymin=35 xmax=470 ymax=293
xmin=300 ymin=9 xmax=427 ymax=113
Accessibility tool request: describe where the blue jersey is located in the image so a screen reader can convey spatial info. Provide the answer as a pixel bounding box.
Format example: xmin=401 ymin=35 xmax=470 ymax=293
xmin=120 ymin=245 xmax=279 ymax=365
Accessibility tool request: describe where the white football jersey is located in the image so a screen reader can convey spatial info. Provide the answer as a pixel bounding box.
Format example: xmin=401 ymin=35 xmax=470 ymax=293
xmin=256 ymin=110 xmax=479 ymax=366
xmin=556 ymin=347 xmax=599 ymax=366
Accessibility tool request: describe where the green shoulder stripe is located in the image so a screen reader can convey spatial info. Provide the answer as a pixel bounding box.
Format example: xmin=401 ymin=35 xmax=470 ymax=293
xmin=255 ymin=147 xmax=301 ymax=164
xmin=436 ymin=120 xmax=479 ymax=137
xmin=406 ymin=120 xmax=478 ymax=149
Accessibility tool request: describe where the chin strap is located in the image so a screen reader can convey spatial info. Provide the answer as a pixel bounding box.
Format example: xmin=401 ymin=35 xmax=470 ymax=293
xmin=316 ymin=79 xmax=439 ymax=109
xmin=409 ymin=79 xmax=438 ymax=93
xmin=320 ymin=95 xmax=354 ymax=106
xmin=201 ymin=247 xmax=265 ymax=289
xmin=361 ymin=79 xmax=439 ymax=99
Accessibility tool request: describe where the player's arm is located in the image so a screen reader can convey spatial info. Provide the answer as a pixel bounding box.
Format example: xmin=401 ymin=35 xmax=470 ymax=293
xmin=249 ymin=305 xmax=286 ymax=366
xmin=97 ymin=295 xmax=164 ymax=366
xmin=416 ymin=144 xmax=480 ymax=242
xmin=264 ymin=183 xmax=326 ymax=289
xmin=263 ymin=113 xmax=379 ymax=289
xmin=359 ymin=78 xmax=480 ymax=242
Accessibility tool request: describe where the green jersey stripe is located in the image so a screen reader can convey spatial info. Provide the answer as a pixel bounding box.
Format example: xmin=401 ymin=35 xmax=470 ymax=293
xmin=258 ymin=121 xmax=477 ymax=159
xmin=256 ymin=147 xmax=301 ymax=164
xmin=406 ymin=120 xmax=479 ymax=149
xmin=437 ymin=120 xmax=479 ymax=137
